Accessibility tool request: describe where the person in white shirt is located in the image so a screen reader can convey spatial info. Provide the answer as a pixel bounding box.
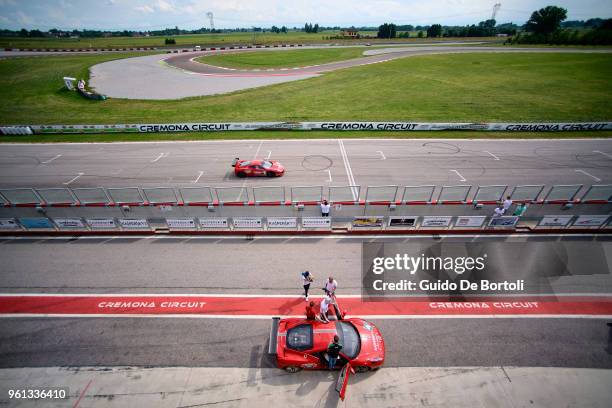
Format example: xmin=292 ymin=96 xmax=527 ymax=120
xmin=320 ymin=200 xmax=330 ymax=217
xmin=493 ymin=206 xmax=505 ymax=217
xmin=319 ymin=296 xmax=331 ymax=323
xmin=502 ymin=196 xmax=513 ymax=212
xmin=324 ymin=276 xmax=337 ymax=297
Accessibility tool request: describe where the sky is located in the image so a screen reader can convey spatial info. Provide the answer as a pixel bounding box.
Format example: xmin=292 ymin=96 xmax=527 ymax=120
xmin=0 ymin=0 xmax=610 ymax=31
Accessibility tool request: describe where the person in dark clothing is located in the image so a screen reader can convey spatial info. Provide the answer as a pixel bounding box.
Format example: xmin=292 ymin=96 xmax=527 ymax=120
xmin=327 ymin=335 xmax=343 ymax=370
xmin=301 ymin=271 xmax=314 ymax=301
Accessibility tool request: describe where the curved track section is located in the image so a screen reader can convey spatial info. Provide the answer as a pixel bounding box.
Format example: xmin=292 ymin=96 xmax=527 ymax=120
xmin=91 ymin=46 xmax=612 ymax=100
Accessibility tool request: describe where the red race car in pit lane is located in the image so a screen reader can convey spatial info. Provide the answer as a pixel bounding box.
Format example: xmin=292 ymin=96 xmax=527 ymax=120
xmin=268 ymin=301 xmax=385 ymax=400
xmin=231 ymin=158 xmax=285 ymax=178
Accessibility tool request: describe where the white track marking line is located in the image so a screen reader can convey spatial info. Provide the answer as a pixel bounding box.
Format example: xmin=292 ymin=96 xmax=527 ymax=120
xmin=41 ymin=154 xmax=62 ymax=164
xmin=593 ymin=150 xmax=612 ymax=160
xmin=377 ymin=150 xmax=386 ymax=160
xmin=338 ymin=139 xmax=358 ymax=200
xmin=192 ymin=171 xmax=204 ymax=184
xmin=151 ymin=152 xmax=168 ymax=163
xmin=451 ymin=169 xmax=467 ymax=182
xmin=253 ymin=141 xmax=263 ymax=159
xmin=327 ymin=169 xmax=332 ymax=182
xmin=63 ymin=172 xmax=83 ymax=185
xmin=575 ymin=169 xmax=601 ymax=182
xmin=484 ymin=151 xmax=500 ymax=160
xmin=266 ymin=150 xmax=272 ymax=160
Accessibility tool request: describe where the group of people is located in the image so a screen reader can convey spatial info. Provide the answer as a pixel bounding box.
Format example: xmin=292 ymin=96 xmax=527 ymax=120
xmin=301 ymin=270 xmax=343 ymax=369
xmin=493 ymin=196 xmax=528 ymax=217
xmin=302 ymin=271 xmax=338 ymax=323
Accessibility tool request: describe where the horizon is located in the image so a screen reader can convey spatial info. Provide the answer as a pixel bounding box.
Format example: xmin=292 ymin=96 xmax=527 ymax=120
xmin=0 ymin=0 xmax=611 ymax=32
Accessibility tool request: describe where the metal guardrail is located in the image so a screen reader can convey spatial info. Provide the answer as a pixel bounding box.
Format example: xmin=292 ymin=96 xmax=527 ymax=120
xmin=0 ymin=184 xmax=611 ymax=207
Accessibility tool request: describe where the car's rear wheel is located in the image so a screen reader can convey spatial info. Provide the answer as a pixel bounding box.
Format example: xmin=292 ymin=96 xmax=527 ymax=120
xmin=284 ymin=366 xmax=301 ymax=373
xmin=237 ymin=172 xmax=246 ymax=178
xmin=354 ymin=366 xmax=370 ymax=373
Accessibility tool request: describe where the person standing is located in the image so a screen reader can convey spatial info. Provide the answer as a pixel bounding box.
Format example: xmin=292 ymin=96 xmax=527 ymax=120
xmin=324 ymin=276 xmax=338 ymax=297
xmin=513 ymin=203 xmax=528 ymax=217
xmin=301 ymin=271 xmax=313 ymax=301
xmin=320 ymin=200 xmax=330 ymax=217
xmin=327 ymin=335 xmax=343 ymax=370
xmin=502 ymin=196 xmax=513 ymax=213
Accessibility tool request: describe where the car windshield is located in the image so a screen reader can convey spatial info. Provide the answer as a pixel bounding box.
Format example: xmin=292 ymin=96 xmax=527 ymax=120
xmin=262 ymin=161 xmax=273 ymax=169
xmin=335 ymin=322 xmax=360 ymax=359
xmin=286 ymin=324 xmax=312 ymax=351
xmin=240 ymin=161 xmax=251 ymax=166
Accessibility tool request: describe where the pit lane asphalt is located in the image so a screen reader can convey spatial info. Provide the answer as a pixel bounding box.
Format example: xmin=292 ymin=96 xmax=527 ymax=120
xmin=0 ymin=235 xmax=611 ymax=368
xmin=90 ymin=45 xmax=612 ymax=99
xmin=1 ymin=138 xmax=611 ymax=189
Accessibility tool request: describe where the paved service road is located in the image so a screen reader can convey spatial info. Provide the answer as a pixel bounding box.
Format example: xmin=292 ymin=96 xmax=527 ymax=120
xmin=0 ymin=236 xmax=611 ymax=368
xmin=0 ymin=139 xmax=611 ymax=190
xmin=90 ymin=45 xmax=612 ymax=99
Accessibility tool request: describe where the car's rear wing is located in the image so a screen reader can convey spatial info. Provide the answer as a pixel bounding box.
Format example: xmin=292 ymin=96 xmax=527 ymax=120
xmin=268 ymin=317 xmax=280 ymax=355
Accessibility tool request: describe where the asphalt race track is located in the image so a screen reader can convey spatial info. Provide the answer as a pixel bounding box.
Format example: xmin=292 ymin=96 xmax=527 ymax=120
xmin=1 ymin=139 xmax=611 ymax=190
xmin=90 ymin=45 xmax=612 ymax=99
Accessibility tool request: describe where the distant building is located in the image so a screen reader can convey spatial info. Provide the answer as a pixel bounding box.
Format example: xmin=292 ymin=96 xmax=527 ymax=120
xmin=340 ymin=28 xmax=359 ymax=38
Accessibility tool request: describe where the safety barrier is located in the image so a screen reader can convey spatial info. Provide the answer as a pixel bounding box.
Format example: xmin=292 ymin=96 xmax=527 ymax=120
xmin=0 ymin=184 xmax=610 ymax=234
xmin=2 ymin=122 xmax=611 ymax=135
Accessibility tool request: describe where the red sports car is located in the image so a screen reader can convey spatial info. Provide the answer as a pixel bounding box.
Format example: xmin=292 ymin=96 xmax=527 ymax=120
xmin=231 ymin=158 xmax=285 ymax=178
xmin=268 ymin=309 xmax=385 ymax=400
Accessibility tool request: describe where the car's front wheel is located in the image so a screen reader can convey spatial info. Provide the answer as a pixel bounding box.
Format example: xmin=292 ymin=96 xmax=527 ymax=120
xmin=354 ymin=366 xmax=370 ymax=373
xmin=266 ymin=171 xmax=276 ymax=177
xmin=237 ymin=172 xmax=246 ymax=178
xmin=284 ymin=366 xmax=301 ymax=373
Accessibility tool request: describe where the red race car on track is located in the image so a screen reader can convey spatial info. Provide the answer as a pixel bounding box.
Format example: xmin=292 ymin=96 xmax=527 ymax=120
xmin=231 ymin=158 xmax=285 ymax=178
xmin=268 ymin=303 xmax=385 ymax=400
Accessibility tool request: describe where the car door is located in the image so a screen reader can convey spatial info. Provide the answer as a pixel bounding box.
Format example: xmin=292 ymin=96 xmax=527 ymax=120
xmin=335 ymin=362 xmax=354 ymax=401
xmin=251 ymin=165 xmax=265 ymax=176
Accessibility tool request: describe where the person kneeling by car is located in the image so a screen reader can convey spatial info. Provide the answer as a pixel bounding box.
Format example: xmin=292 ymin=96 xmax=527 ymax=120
xmin=327 ymin=335 xmax=343 ymax=370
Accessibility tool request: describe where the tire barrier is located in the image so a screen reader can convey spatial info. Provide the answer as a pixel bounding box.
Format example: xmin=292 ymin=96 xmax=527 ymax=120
xmin=1 ymin=121 xmax=610 ymax=135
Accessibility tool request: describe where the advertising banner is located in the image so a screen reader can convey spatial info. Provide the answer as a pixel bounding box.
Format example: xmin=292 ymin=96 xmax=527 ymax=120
xmin=488 ymin=216 xmax=519 ymax=227
xmin=267 ymin=217 xmax=297 ymax=229
xmin=199 ymin=217 xmax=229 ymax=228
xmin=233 ymin=217 xmax=263 ymax=228
xmin=572 ymin=215 xmax=609 ymax=227
xmin=86 ymin=218 xmax=116 ymax=229
xmin=421 ymin=216 xmax=452 ymax=228
xmin=19 ymin=217 xmax=54 ymax=229
xmin=538 ymin=215 xmax=574 ymax=227
xmin=15 ymin=122 xmax=611 ymax=136
xmin=454 ymin=216 xmax=486 ymax=228
xmin=388 ymin=217 xmax=418 ymax=228
xmin=353 ymin=217 xmax=384 ymax=228
xmin=119 ymin=219 xmax=149 ymax=229
xmin=0 ymin=218 xmax=20 ymax=229
xmin=166 ymin=218 xmax=196 ymax=229
xmin=302 ymin=217 xmax=331 ymax=228
xmin=53 ymin=218 xmax=85 ymax=229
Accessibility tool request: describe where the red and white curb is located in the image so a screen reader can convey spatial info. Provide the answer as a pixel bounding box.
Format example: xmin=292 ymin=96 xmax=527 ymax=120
xmin=0 ymin=294 xmax=610 ymax=319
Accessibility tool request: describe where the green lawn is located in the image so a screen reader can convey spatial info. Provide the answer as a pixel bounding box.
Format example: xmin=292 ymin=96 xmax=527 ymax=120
xmin=0 ymin=32 xmax=496 ymax=50
xmin=195 ymin=47 xmax=369 ymax=69
xmin=0 ymin=52 xmax=610 ymax=129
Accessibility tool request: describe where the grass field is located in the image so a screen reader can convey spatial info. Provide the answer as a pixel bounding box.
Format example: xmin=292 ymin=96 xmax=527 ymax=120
xmin=0 ymin=32 xmax=498 ymax=49
xmin=195 ymin=47 xmax=369 ymax=69
xmin=0 ymin=52 xmax=610 ymax=133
